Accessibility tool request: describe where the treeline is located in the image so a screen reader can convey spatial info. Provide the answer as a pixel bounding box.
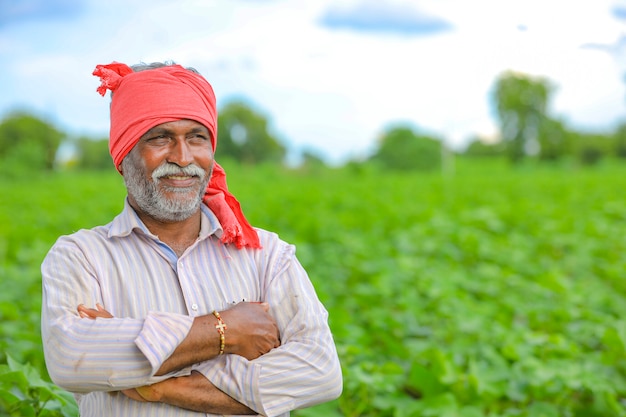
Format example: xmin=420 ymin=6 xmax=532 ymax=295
xmin=1 ymin=70 xmax=625 ymax=176
xmin=0 ymin=100 xmax=295 ymax=175
xmin=465 ymin=70 xmax=626 ymax=166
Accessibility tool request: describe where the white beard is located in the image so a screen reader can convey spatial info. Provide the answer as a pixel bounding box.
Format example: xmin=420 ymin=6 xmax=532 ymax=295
xmin=121 ymin=149 xmax=211 ymax=222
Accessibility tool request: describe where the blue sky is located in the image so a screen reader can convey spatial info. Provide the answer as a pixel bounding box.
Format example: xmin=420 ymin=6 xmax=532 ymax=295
xmin=1 ymin=0 xmax=626 ymax=164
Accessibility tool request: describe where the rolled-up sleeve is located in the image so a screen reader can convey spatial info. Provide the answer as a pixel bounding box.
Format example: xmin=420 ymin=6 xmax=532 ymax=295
xmin=195 ymin=243 xmax=343 ymax=417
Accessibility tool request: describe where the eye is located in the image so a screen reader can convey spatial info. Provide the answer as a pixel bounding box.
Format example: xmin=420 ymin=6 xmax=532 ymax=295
xmin=189 ymin=133 xmax=210 ymax=144
xmin=146 ymin=135 xmax=170 ymax=145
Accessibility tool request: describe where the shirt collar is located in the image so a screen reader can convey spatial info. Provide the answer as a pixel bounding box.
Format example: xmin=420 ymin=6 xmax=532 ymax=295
xmin=108 ymin=198 xmax=223 ymax=241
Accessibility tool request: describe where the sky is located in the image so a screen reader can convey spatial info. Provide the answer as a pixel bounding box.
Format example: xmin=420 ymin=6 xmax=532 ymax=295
xmin=2 ymin=0 xmax=626 ymax=165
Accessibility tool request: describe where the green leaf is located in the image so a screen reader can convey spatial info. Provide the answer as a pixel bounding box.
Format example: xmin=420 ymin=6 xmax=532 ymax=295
xmin=420 ymin=393 xmax=458 ymax=417
xmin=406 ymin=362 xmax=445 ymax=398
xmin=0 ymin=388 xmax=21 ymax=408
xmin=0 ymin=370 xmax=30 ymax=395
xmin=527 ymin=402 xmax=560 ymax=417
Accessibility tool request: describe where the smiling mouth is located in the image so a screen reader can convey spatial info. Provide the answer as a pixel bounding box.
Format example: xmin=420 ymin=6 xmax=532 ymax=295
xmin=158 ymin=174 xmax=200 ymax=188
xmin=165 ymin=175 xmax=195 ymax=180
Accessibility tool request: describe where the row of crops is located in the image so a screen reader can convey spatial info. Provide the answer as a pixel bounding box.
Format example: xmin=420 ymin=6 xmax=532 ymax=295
xmin=1 ymin=159 xmax=625 ymax=416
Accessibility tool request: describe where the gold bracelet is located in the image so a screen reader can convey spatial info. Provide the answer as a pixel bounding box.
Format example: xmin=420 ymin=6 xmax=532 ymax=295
xmin=212 ymin=310 xmax=227 ymax=355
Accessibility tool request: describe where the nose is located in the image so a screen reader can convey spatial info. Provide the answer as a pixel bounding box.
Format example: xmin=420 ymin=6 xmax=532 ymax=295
xmin=167 ymin=138 xmax=193 ymax=167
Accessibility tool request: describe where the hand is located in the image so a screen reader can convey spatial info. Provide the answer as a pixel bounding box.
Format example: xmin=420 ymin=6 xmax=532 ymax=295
xmin=121 ymin=388 xmax=150 ymax=402
xmin=122 ymin=384 xmax=164 ymax=402
xmin=220 ymin=302 xmax=281 ymax=360
xmin=78 ymin=303 xmax=113 ymax=319
xmin=121 ymin=374 xmax=203 ymax=403
xmin=122 ymin=372 xmax=256 ymax=414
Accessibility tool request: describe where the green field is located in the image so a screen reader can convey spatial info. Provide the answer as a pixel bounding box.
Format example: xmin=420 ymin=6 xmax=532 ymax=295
xmin=1 ymin=159 xmax=625 ymax=416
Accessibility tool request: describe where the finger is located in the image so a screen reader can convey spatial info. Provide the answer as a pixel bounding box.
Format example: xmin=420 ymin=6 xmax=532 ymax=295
xmin=96 ymin=303 xmax=114 ymax=318
xmin=77 ymin=304 xmax=95 ymax=319
xmin=77 ymin=304 xmax=113 ymax=319
xmin=78 ymin=304 xmax=97 ymax=314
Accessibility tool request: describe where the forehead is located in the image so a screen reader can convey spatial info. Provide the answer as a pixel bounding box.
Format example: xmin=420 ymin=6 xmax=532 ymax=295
xmin=143 ymin=119 xmax=210 ymax=135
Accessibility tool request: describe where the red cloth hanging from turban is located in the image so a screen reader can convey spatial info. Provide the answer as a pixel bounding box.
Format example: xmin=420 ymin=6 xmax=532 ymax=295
xmin=93 ymin=62 xmax=261 ymax=249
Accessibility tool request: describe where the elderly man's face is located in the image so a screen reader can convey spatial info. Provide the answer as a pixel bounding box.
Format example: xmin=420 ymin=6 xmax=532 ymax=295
xmin=121 ymin=119 xmax=214 ymax=222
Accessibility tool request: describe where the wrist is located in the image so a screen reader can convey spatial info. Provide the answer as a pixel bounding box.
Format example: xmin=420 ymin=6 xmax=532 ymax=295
xmin=212 ymin=310 xmax=227 ymax=355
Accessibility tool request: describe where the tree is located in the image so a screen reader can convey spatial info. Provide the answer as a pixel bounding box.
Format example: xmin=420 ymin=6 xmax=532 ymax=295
xmin=299 ymin=149 xmax=327 ymax=173
xmin=370 ymin=125 xmax=442 ymax=171
xmin=613 ymin=123 xmax=626 ymax=159
xmin=0 ymin=111 xmax=64 ymax=172
xmin=492 ymin=71 xmax=553 ymax=163
xmin=217 ymin=101 xmax=286 ymax=164
xmin=537 ymin=117 xmax=570 ymax=161
xmin=571 ymin=132 xmax=613 ymax=166
xmin=75 ymin=136 xmax=112 ymax=170
xmin=463 ymin=137 xmax=506 ymax=157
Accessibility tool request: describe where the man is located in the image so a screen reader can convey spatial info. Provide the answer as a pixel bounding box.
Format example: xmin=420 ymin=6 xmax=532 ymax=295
xmin=40 ymin=61 xmax=342 ymax=416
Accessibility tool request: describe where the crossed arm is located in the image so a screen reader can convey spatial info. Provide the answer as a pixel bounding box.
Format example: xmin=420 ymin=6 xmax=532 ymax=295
xmin=43 ymin=235 xmax=342 ymax=416
xmin=77 ymin=302 xmax=279 ymax=414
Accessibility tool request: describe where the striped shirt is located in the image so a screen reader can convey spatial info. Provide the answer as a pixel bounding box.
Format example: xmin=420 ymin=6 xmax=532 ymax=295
xmin=41 ymin=200 xmax=342 ymax=417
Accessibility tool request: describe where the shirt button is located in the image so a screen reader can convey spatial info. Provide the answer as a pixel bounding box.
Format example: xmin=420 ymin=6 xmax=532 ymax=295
xmin=191 ymin=304 xmax=198 ymax=311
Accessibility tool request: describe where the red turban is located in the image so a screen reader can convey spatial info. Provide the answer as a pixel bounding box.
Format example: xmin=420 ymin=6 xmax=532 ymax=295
xmin=93 ymin=62 xmax=261 ymax=249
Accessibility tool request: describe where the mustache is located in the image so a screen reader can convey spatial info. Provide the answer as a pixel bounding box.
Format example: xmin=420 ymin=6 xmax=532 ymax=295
xmin=152 ymin=163 xmax=207 ymax=181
